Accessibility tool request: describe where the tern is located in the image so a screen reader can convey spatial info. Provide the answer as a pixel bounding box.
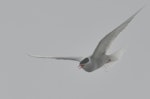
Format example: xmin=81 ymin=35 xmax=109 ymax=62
xmin=30 ymin=8 xmax=142 ymax=72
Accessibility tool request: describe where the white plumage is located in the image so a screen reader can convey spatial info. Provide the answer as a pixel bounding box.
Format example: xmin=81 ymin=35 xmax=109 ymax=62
xmin=30 ymin=8 xmax=143 ymax=72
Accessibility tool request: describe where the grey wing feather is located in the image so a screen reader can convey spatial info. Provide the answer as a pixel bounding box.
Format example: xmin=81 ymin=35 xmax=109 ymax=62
xmin=29 ymin=54 xmax=83 ymax=62
xmin=92 ymin=8 xmax=143 ymax=59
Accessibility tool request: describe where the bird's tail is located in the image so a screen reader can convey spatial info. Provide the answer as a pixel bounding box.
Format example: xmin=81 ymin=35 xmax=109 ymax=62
xmin=103 ymin=49 xmax=125 ymax=72
xmin=108 ymin=49 xmax=125 ymax=62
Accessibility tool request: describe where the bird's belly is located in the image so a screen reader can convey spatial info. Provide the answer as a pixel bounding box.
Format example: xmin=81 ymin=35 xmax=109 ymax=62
xmin=83 ymin=65 xmax=99 ymax=72
xmin=83 ymin=63 xmax=103 ymax=72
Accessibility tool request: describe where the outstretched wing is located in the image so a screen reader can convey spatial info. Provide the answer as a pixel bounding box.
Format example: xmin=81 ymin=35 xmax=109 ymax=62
xmin=91 ymin=8 xmax=143 ymax=59
xmin=29 ymin=54 xmax=83 ymax=62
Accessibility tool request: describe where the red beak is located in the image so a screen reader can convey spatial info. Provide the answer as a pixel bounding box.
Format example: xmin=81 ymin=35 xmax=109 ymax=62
xmin=79 ymin=64 xmax=84 ymax=69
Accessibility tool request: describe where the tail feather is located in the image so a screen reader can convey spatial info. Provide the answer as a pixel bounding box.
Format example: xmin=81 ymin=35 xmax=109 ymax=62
xmin=109 ymin=49 xmax=125 ymax=62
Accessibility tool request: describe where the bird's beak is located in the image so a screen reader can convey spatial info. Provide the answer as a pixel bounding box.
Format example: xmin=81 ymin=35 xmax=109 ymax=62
xmin=78 ymin=64 xmax=84 ymax=69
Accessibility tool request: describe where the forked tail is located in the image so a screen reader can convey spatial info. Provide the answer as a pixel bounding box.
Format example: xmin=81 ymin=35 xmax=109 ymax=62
xmin=108 ymin=49 xmax=125 ymax=62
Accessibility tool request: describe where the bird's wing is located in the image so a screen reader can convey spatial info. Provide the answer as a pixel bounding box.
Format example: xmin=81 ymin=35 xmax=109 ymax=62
xmin=29 ymin=54 xmax=83 ymax=62
xmin=91 ymin=8 xmax=143 ymax=59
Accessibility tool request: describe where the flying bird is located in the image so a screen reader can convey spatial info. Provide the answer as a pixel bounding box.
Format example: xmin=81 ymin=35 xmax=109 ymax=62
xmin=30 ymin=8 xmax=142 ymax=72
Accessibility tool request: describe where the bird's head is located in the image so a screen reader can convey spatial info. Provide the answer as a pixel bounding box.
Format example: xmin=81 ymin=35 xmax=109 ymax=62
xmin=79 ymin=57 xmax=90 ymax=68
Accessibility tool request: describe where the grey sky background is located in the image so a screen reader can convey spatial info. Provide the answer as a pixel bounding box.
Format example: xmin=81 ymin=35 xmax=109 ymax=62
xmin=0 ymin=0 xmax=150 ymax=99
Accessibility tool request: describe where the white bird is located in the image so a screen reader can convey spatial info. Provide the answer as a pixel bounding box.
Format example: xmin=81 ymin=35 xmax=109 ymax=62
xmin=30 ymin=8 xmax=143 ymax=72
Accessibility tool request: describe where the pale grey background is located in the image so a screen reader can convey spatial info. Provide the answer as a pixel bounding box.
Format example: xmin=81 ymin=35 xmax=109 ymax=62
xmin=0 ymin=0 xmax=150 ymax=99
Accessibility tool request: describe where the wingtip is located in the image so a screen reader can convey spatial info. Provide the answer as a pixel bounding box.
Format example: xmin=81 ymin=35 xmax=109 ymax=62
xmin=132 ymin=6 xmax=145 ymax=17
xmin=124 ymin=6 xmax=144 ymax=24
xmin=27 ymin=53 xmax=35 ymax=58
xmin=27 ymin=54 xmax=39 ymax=58
xmin=27 ymin=54 xmax=53 ymax=59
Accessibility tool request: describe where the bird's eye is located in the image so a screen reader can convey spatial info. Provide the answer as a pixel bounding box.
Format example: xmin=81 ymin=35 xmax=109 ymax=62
xmin=80 ymin=58 xmax=89 ymax=64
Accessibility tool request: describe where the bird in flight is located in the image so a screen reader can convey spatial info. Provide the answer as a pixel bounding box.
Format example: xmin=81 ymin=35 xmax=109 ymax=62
xmin=30 ymin=8 xmax=142 ymax=72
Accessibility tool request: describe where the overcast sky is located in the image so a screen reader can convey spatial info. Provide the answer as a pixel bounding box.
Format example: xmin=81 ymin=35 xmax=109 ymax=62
xmin=0 ymin=0 xmax=150 ymax=99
